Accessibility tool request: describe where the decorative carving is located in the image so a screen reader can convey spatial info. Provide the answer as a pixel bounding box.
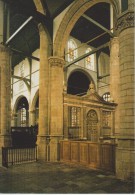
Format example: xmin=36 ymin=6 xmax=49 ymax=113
xmin=86 ymin=109 xmax=98 ymax=142
xmin=116 ymin=11 xmax=134 ymax=33
xmin=48 ymin=56 xmax=65 ymax=67
xmin=128 ymin=0 xmax=135 ymax=11
xmin=87 ymin=81 xmax=95 ymax=94
xmin=102 ymin=111 xmax=111 ymax=128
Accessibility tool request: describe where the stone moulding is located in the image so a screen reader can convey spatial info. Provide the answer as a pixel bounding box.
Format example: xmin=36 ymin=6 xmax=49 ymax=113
xmin=116 ymin=11 xmax=134 ymax=33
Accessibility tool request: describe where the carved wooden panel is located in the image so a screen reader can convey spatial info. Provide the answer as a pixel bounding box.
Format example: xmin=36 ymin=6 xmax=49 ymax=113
xmin=100 ymin=144 xmax=115 ymax=171
xmin=79 ymin=143 xmax=88 ymax=164
xmin=62 ymin=141 xmax=71 ymax=161
xmin=88 ymin=143 xmax=99 ymax=168
xmin=87 ymin=110 xmax=98 ymax=142
xmin=60 ymin=141 xmax=115 ymax=172
xmin=70 ymin=142 xmax=79 ymax=162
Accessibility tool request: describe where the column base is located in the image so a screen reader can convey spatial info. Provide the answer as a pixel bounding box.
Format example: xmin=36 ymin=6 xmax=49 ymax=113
xmin=37 ymin=135 xmax=49 ymax=161
xmin=49 ymin=136 xmax=63 ymax=162
xmin=116 ymin=138 xmax=135 ymax=180
xmin=0 ymin=135 xmax=12 ymax=147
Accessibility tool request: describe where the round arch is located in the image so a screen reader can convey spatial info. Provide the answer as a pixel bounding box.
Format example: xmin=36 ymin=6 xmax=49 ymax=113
xmin=67 ymin=69 xmax=96 ymax=96
xmin=54 ymin=0 xmax=120 ymax=57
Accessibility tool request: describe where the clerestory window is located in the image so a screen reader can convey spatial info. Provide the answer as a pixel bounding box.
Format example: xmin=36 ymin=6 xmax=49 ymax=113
xmin=103 ymin=92 xmax=110 ymax=102
xmin=68 ymin=39 xmax=77 ymax=62
xmin=85 ymin=48 xmax=94 ymax=70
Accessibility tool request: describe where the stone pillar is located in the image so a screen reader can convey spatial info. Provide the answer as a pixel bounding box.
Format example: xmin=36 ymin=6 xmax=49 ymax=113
xmin=11 ymin=112 xmax=17 ymax=127
xmin=0 ymin=44 xmax=11 ymax=147
xmin=48 ymin=56 xmax=65 ymax=161
xmin=29 ymin=110 xmax=36 ymax=126
xmin=109 ymin=37 xmax=120 ymax=135
xmin=37 ymin=24 xmax=51 ymax=161
xmin=116 ymin=10 xmax=135 ymax=180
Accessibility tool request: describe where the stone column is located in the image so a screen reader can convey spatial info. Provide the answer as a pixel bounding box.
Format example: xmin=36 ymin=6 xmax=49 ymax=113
xmin=0 ymin=44 xmax=11 ymax=147
xmin=37 ymin=24 xmax=51 ymax=161
xmin=11 ymin=112 xmax=17 ymax=127
xmin=116 ymin=10 xmax=135 ymax=180
xmin=29 ymin=110 xmax=36 ymax=126
xmin=109 ymin=37 xmax=120 ymax=136
xmin=48 ymin=56 xmax=65 ymax=161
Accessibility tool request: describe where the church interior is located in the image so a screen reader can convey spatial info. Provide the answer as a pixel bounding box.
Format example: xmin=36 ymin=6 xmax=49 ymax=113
xmin=0 ymin=0 xmax=134 ymax=181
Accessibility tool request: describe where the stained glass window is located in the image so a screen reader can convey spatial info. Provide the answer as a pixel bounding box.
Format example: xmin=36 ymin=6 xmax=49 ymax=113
xmin=68 ymin=39 xmax=77 ymax=62
xmin=85 ymin=48 xmax=94 ymax=70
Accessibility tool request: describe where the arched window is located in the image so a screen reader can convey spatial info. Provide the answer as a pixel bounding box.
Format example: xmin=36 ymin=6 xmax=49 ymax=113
xmin=16 ymin=97 xmax=29 ymax=127
xmin=85 ymin=48 xmax=94 ymax=70
xmin=102 ymin=92 xmax=110 ymax=102
xmin=68 ymin=39 xmax=77 ymax=62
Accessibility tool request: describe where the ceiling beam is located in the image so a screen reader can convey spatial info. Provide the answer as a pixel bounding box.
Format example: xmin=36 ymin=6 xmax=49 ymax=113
xmin=5 ymin=16 xmax=33 ymax=45
xmin=10 ymin=47 xmax=40 ymax=61
xmin=12 ymin=75 xmax=31 ymax=90
xmin=82 ymin=14 xmax=114 ymax=37
xmin=12 ymin=75 xmax=30 ymax=82
xmin=52 ymin=0 xmax=74 ymax=18
xmin=98 ymin=74 xmax=110 ymax=79
xmin=4 ymin=0 xmax=53 ymax=37
xmin=64 ymin=42 xmax=109 ymax=70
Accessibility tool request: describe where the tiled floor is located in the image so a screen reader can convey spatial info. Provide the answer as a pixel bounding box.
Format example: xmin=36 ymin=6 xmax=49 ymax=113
xmin=0 ymin=162 xmax=134 ymax=193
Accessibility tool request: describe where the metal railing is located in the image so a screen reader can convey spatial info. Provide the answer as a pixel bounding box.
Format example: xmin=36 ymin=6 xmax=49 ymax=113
xmin=2 ymin=146 xmax=37 ymax=168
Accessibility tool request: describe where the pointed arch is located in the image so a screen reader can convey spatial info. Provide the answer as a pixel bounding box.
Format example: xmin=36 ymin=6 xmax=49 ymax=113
xmin=31 ymin=89 xmax=39 ymax=111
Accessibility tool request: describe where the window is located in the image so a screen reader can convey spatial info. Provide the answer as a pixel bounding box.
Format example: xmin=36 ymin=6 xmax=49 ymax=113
xmin=102 ymin=110 xmax=112 ymax=137
xmin=18 ymin=107 xmax=27 ymax=127
xmin=68 ymin=106 xmax=81 ymax=139
xmin=121 ymin=0 xmax=128 ymax=12
xmin=19 ymin=62 xmax=24 ymax=90
xmin=16 ymin=97 xmax=29 ymax=127
xmin=102 ymin=111 xmax=111 ymax=128
xmin=68 ymin=39 xmax=77 ymax=62
xmin=70 ymin=107 xmax=81 ymax=127
xmin=103 ymin=92 xmax=110 ymax=102
xmin=85 ymin=48 xmax=94 ymax=70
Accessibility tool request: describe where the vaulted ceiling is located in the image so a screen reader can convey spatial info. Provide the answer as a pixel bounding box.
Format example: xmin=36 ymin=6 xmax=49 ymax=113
xmin=3 ymin=0 xmax=111 ymax=67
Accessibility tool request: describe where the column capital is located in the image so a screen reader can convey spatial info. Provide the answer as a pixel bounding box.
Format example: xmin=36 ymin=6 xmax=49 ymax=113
xmin=110 ymin=37 xmax=119 ymax=45
xmin=29 ymin=109 xmax=35 ymax=113
xmin=0 ymin=44 xmax=10 ymax=53
xmin=116 ymin=11 xmax=134 ymax=33
xmin=38 ymin=23 xmax=44 ymax=33
xmin=48 ymin=56 xmax=65 ymax=67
